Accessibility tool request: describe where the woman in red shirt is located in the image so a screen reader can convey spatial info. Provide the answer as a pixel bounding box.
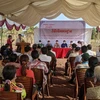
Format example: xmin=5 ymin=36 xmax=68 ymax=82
xmin=7 ymin=35 xmax=14 ymax=50
xmin=16 ymin=54 xmax=35 ymax=84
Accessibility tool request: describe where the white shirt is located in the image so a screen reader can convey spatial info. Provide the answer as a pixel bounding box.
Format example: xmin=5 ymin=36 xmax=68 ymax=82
xmin=87 ymin=50 xmax=96 ymax=56
xmin=24 ymin=53 xmax=33 ymax=62
xmin=75 ymin=63 xmax=89 ymax=70
xmin=16 ymin=38 xmax=24 ymax=44
xmin=39 ymin=54 xmax=51 ymax=63
xmin=69 ymin=52 xmax=79 ymax=58
xmin=74 ymin=54 xmax=82 ymax=63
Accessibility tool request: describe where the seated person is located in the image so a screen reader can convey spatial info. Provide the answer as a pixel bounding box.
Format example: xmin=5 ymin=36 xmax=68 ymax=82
xmin=69 ymin=53 xmax=89 ymax=84
xmin=39 ymin=47 xmax=51 ymax=63
xmin=1 ymin=44 xmax=13 ymax=58
xmin=86 ymin=59 xmax=100 ymax=100
xmin=61 ymin=40 xmax=68 ymax=48
xmin=38 ymin=40 xmax=44 ymax=48
xmin=64 ymin=43 xmax=77 ymax=75
xmin=77 ymin=41 xmax=82 ymax=47
xmin=75 ymin=53 xmax=89 ymax=69
xmin=69 ymin=41 xmax=73 ymax=48
xmin=47 ymin=45 xmax=57 ymax=72
xmin=46 ymin=40 xmax=52 ymax=47
xmin=1 ymin=65 xmax=26 ymax=99
xmin=87 ymin=44 xmax=96 ymax=56
xmin=28 ymin=50 xmax=49 ymax=85
xmin=24 ymin=46 xmax=32 ymax=62
xmin=79 ymin=57 xmax=98 ymax=100
xmin=32 ymin=44 xmax=38 ymax=51
xmin=85 ymin=56 xmax=98 ymax=78
xmin=54 ymin=40 xmax=60 ymax=48
xmin=68 ymin=47 xmax=80 ymax=58
xmin=16 ymin=54 xmax=35 ymax=84
xmin=74 ymin=45 xmax=88 ymax=64
xmin=36 ymin=45 xmax=41 ymax=55
xmin=6 ymin=53 xmax=20 ymax=68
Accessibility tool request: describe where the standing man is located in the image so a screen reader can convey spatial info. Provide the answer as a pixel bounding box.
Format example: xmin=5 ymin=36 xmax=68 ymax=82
xmin=61 ymin=40 xmax=68 ymax=48
xmin=16 ymin=34 xmax=24 ymax=52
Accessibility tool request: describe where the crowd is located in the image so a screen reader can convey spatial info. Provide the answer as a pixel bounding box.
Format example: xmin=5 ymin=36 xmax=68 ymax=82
xmin=64 ymin=43 xmax=100 ymax=99
xmin=0 ymin=34 xmax=100 ymax=99
xmin=0 ymin=34 xmax=57 ymax=100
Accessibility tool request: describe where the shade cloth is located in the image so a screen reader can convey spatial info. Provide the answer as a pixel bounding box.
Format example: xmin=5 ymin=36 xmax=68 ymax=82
xmin=0 ymin=0 xmax=99 ymax=26
xmin=52 ymin=48 xmax=71 ymax=58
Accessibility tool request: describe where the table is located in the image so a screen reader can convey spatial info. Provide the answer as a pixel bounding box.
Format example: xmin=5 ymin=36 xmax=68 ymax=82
xmin=52 ymin=48 xmax=71 ymax=58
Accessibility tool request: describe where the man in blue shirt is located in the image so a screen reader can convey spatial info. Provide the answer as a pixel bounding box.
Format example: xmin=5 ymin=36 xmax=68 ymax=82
xmin=61 ymin=40 xmax=68 ymax=48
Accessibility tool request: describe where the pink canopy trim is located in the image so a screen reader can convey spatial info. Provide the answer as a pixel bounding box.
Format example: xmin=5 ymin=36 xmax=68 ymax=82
xmin=0 ymin=19 xmax=26 ymax=31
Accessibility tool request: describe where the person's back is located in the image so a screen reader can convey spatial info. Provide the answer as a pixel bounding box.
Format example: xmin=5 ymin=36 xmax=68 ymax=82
xmin=16 ymin=54 xmax=35 ymax=84
xmin=87 ymin=44 xmax=95 ymax=56
xmin=66 ymin=43 xmax=77 ymax=58
xmin=47 ymin=46 xmax=56 ymax=62
xmin=2 ymin=65 xmax=26 ymax=99
xmin=39 ymin=47 xmax=51 ymax=63
xmin=85 ymin=57 xmax=98 ymax=78
xmin=74 ymin=45 xmax=88 ymax=63
xmin=75 ymin=53 xmax=90 ymax=70
xmin=6 ymin=53 xmax=20 ymax=68
xmin=29 ymin=50 xmax=48 ymax=84
xmin=24 ymin=46 xmax=32 ymax=62
xmin=68 ymin=47 xmax=80 ymax=58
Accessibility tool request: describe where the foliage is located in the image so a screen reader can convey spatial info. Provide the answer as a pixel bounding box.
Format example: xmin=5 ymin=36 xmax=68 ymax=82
xmin=91 ymin=27 xmax=97 ymax=39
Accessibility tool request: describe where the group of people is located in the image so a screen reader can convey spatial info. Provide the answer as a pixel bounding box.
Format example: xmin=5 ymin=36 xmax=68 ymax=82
xmin=64 ymin=43 xmax=100 ymax=99
xmin=0 ymin=37 xmax=57 ymax=99
xmin=39 ymin=40 xmax=83 ymax=48
xmin=1 ymin=33 xmax=100 ymax=99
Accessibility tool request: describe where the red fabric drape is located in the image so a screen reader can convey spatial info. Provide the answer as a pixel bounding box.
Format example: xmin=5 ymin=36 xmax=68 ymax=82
xmin=0 ymin=19 xmax=26 ymax=31
xmin=0 ymin=19 xmax=5 ymax=27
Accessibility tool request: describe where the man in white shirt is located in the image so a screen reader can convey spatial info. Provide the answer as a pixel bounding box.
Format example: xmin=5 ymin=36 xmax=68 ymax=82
xmin=39 ymin=47 xmax=51 ymax=63
xmin=74 ymin=45 xmax=88 ymax=64
xmin=16 ymin=34 xmax=24 ymax=52
xmin=87 ymin=44 xmax=96 ymax=56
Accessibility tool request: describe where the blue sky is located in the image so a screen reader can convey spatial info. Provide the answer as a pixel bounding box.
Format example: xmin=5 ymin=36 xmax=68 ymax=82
xmin=36 ymin=13 xmax=93 ymax=28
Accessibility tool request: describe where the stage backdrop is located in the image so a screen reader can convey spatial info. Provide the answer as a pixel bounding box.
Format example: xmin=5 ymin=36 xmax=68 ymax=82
xmin=34 ymin=21 xmax=88 ymax=46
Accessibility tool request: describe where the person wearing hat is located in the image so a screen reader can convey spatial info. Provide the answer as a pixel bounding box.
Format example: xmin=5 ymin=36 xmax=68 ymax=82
xmin=69 ymin=53 xmax=90 ymax=84
xmin=61 ymin=40 xmax=68 ymax=48
xmin=75 ymin=53 xmax=90 ymax=69
xmin=54 ymin=40 xmax=60 ymax=48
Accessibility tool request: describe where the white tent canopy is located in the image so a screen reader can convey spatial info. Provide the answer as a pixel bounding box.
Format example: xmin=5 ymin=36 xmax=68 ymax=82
xmin=0 ymin=0 xmax=99 ymax=26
